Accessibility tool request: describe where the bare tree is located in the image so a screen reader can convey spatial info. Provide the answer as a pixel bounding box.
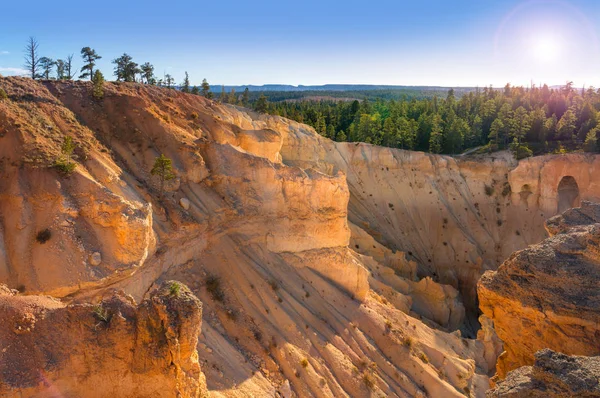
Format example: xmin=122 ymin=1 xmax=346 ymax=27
xmin=65 ymin=54 xmax=77 ymax=80
xmin=23 ymin=37 xmax=40 ymax=79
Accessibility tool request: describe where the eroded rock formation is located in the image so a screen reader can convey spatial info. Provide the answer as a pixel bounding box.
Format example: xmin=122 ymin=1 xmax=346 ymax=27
xmin=487 ymin=349 xmax=600 ymax=397
xmin=0 ymin=281 xmax=206 ymax=397
xmin=2 ymin=76 xmax=600 ymax=397
xmin=478 ymin=201 xmax=600 ymax=378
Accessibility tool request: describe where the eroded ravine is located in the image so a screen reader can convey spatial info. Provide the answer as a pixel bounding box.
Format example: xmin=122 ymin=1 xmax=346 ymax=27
xmin=1 ymin=77 xmax=600 ymax=397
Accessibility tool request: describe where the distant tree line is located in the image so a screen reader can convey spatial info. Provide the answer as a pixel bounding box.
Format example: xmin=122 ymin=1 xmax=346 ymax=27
xmin=252 ymin=83 xmax=600 ymax=156
xmin=20 ymin=37 xmax=222 ymax=99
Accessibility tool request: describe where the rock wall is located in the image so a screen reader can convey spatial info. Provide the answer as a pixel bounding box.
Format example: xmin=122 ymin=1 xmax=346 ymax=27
xmin=478 ymin=201 xmax=600 ymax=378
xmin=0 ymin=281 xmax=206 ymax=397
xmin=248 ymin=112 xmax=600 ymax=333
xmin=0 ymin=78 xmax=154 ymax=296
xmin=487 ymin=349 xmax=600 ymax=397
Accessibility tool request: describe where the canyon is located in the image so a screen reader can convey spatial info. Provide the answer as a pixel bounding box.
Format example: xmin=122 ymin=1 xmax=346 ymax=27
xmin=0 ymin=76 xmax=599 ymax=397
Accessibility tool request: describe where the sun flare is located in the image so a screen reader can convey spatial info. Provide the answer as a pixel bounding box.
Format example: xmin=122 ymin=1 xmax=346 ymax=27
xmin=532 ymin=35 xmax=561 ymax=62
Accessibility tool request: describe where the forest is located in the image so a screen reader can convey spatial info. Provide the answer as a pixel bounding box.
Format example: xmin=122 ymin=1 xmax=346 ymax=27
xmin=250 ymin=83 xmax=600 ymax=157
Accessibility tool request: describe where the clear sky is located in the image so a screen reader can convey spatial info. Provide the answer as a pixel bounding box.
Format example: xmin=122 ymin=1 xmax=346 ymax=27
xmin=1 ymin=0 xmax=599 ymax=87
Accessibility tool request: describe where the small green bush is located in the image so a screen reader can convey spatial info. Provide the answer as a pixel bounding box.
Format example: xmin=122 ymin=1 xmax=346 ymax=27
xmin=54 ymin=158 xmax=77 ymax=174
xmin=300 ymin=359 xmax=309 ymax=368
xmin=169 ymin=281 xmax=181 ymax=297
xmin=0 ymin=88 xmax=7 ymax=100
xmin=93 ymin=304 xmax=110 ymax=323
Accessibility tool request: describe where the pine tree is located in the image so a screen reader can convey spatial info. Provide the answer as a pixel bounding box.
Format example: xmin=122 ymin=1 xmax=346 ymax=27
xmin=219 ymin=86 xmax=226 ymax=102
xmin=55 ymin=59 xmax=65 ymax=80
xmin=242 ymin=87 xmax=250 ymax=106
xmin=488 ymin=119 xmax=504 ymax=149
xmin=79 ymin=47 xmax=102 ymax=80
xmin=428 ymin=115 xmax=443 ymax=153
xmin=584 ymin=127 xmax=598 ymax=152
xmin=201 ymin=79 xmax=211 ymax=97
xmin=151 ymin=154 xmax=176 ymax=199
xmin=55 ymin=136 xmax=77 ymax=174
xmin=228 ymin=88 xmax=236 ymax=104
xmin=92 ymin=70 xmax=105 ymax=99
xmin=255 ymin=94 xmax=268 ymax=113
xmin=557 ymin=109 xmax=576 ymax=140
xmin=181 ymin=72 xmax=191 ymax=93
xmin=112 ymin=53 xmax=140 ymax=82
xmin=165 ymin=74 xmax=175 ymax=88
xmin=39 ymin=57 xmax=55 ymax=79
xmin=510 ymin=106 xmax=531 ymax=145
xmin=140 ymin=62 xmax=155 ymax=84
xmin=191 ymin=86 xmax=200 ymax=95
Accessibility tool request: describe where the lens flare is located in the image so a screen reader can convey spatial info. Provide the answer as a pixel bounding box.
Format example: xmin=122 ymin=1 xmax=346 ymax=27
xmin=532 ymin=35 xmax=560 ymax=62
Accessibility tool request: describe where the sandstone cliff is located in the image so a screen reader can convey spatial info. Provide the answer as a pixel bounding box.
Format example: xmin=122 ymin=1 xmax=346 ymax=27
xmin=251 ymin=112 xmax=600 ymax=333
xmin=487 ymin=349 xmax=600 ymax=397
xmin=2 ymin=76 xmax=599 ymax=397
xmin=478 ymin=201 xmax=600 ymax=378
xmin=0 ymin=281 xmax=206 ymax=397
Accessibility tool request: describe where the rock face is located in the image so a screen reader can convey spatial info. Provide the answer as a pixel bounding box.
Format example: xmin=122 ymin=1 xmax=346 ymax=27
xmin=478 ymin=201 xmax=600 ymax=378
xmin=0 ymin=77 xmax=154 ymax=297
xmin=260 ymin=113 xmax=600 ymax=332
xmin=487 ymin=349 xmax=600 ymax=397
xmin=0 ymin=281 xmax=206 ymax=398
xmin=2 ymin=76 xmax=600 ymax=397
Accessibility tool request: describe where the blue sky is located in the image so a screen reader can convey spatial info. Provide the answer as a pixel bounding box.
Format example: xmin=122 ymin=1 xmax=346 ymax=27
xmin=2 ymin=0 xmax=599 ymax=87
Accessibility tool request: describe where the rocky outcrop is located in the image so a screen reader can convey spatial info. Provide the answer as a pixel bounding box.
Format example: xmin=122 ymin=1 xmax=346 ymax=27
xmin=487 ymin=349 xmax=600 ymax=397
xmin=0 ymin=77 xmax=155 ymax=296
xmin=478 ymin=202 xmax=600 ymax=378
xmin=0 ymin=281 xmax=206 ymax=397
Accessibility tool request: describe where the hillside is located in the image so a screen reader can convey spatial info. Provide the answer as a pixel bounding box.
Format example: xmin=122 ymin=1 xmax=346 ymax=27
xmin=1 ymin=76 xmax=599 ymax=397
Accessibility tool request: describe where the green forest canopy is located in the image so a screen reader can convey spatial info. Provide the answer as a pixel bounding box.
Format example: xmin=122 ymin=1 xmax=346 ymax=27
xmin=247 ymin=83 xmax=600 ymax=157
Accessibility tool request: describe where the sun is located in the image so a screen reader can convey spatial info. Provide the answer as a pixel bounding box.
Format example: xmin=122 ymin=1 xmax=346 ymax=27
xmin=532 ymin=35 xmax=560 ymax=62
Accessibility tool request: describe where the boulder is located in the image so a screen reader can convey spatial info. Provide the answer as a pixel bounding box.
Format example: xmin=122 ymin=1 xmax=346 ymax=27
xmin=0 ymin=281 xmax=207 ymax=397
xmin=487 ymin=349 xmax=600 ymax=397
xmin=478 ymin=202 xmax=600 ymax=377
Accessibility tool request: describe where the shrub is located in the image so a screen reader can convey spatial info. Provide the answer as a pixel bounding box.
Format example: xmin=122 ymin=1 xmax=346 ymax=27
xmin=169 ymin=281 xmax=181 ymax=297
xmin=190 ymin=112 xmax=199 ymax=119
xmin=268 ymin=279 xmax=279 ymax=291
xmin=362 ymin=372 xmax=375 ymax=389
xmin=300 ymin=359 xmax=309 ymax=368
xmin=501 ymin=182 xmax=511 ymax=197
xmin=403 ymin=336 xmax=413 ymax=348
xmin=93 ymin=304 xmax=110 ymax=323
xmin=206 ymin=275 xmax=225 ymax=302
xmin=54 ymin=158 xmax=77 ymax=174
xmin=484 ymin=184 xmax=494 ymax=196
xmin=0 ymin=88 xmax=7 ymax=100
xmin=418 ymin=352 xmax=429 ymax=363
xmin=513 ymin=144 xmax=533 ymax=160
xmin=36 ymin=229 xmax=52 ymax=244
xmin=92 ymin=70 xmax=105 ymax=100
